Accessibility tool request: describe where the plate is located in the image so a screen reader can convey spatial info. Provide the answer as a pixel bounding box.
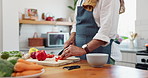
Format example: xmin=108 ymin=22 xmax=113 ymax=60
xmin=3 ymin=69 xmax=45 ymax=78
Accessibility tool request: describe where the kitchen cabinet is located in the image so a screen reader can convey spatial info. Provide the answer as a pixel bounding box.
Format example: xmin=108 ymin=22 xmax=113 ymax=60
xmin=115 ymin=51 xmax=136 ymax=68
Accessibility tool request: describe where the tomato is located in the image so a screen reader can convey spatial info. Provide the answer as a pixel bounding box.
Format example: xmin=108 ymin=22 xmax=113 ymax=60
xmin=46 ymin=54 xmax=55 ymax=58
xmin=36 ymin=50 xmax=47 ymax=61
xmin=55 ymin=56 xmax=63 ymax=62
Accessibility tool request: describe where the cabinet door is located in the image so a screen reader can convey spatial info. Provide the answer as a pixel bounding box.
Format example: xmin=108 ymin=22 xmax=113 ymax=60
xmin=115 ymin=62 xmax=135 ymax=68
xmin=121 ymin=52 xmax=136 ymax=63
xmin=115 ymin=52 xmax=136 ymax=67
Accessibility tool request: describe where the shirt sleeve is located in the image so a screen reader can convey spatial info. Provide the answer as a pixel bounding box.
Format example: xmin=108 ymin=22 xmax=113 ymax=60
xmin=93 ymin=0 xmax=119 ymax=46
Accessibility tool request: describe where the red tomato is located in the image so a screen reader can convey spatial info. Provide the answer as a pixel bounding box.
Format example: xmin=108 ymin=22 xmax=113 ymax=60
xmin=36 ymin=50 xmax=47 ymax=61
xmin=55 ymin=56 xmax=63 ymax=62
xmin=46 ymin=54 xmax=55 ymax=58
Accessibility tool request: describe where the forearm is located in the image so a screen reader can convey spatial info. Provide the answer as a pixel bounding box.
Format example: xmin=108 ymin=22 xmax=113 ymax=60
xmin=69 ymin=32 xmax=76 ymax=40
xmin=87 ymin=39 xmax=107 ymax=52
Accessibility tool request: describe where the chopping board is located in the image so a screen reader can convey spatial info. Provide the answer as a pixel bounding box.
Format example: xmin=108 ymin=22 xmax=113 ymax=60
xmin=26 ymin=56 xmax=80 ymax=67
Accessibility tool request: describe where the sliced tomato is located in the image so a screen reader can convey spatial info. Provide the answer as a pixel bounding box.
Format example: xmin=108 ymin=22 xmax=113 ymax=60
xmin=55 ymin=56 xmax=63 ymax=62
xmin=46 ymin=54 xmax=55 ymax=58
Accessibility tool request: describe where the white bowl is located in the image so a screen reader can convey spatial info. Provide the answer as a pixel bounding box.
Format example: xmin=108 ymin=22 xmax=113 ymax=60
xmin=86 ymin=53 xmax=108 ymax=67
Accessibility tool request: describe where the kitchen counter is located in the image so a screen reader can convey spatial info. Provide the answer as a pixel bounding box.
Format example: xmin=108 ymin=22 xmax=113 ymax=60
xmin=40 ymin=60 xmax=148 ymax=78
xmin=120 ymin=47 xmax=145 ymax=53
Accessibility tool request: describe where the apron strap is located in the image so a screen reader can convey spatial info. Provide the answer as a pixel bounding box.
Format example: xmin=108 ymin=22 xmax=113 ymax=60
xmin=80 ymin=0 xmax=83 ymax=6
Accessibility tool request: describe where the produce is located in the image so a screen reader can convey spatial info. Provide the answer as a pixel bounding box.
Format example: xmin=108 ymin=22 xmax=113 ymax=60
xmin=0 ymin=59 xmax=14 ymax=77
xmin=46 ymin=54 xmax=55 ymax=58
xmin=12 ymin=59 xmax=43 ymax=77
xmin=22 ymin=53 xmax=30 ymax=59
xmin=0 ymin=51 xmax=23 ymax=59
xmin=30 ymin=52 xmax=36 ymax=59
xmin=7 ymin=57 xmax=20 ymax=65
xmin=13 ymin=70 xmax=42 ymax=77
xmin=9 ymin=51 xmax=22 ymax=58
xmin=55 ymin=56 xmax=63 ymax=62
xmin=1 ymin=52 xmax=9 ymax=59
xmin=28 ymin=48 xmax=38 ymax=55
xmin=14 ymin=62 xmax=43 ymax=72
xmin=17 ymin=58 xmax=36 ymax=65
xmin=36 ymin=50 xmax=47 ymax=61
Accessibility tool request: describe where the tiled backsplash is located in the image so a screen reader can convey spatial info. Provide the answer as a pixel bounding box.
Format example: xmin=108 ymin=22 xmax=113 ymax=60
xmin=19 ymin=24 xmax=70 ymax=49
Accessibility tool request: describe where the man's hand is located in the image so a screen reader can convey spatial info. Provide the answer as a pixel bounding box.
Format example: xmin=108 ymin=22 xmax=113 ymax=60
xmin=60 ymin=45 xmax=86 ymax=59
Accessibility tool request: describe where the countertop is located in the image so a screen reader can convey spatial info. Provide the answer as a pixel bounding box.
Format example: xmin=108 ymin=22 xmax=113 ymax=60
xmin=40 ymin=60 xmax=148 ymax=78
xmin=120 ymin=47 xmax=146 ymax=53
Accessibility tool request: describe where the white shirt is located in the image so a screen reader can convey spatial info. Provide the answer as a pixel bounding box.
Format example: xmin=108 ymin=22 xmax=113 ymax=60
xmin=71 ymin=0 xmax=120 ymax=45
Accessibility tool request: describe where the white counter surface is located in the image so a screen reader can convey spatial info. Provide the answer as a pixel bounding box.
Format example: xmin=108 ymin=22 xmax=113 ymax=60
xmin=120 ymin=47 xmax=146 ymax=53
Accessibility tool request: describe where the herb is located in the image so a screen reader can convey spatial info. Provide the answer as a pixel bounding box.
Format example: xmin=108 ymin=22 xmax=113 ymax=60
xmin=0 ymin=51 xmax=23 ymax=59
xmin=68 ymin=0 xmax=78 ymax=11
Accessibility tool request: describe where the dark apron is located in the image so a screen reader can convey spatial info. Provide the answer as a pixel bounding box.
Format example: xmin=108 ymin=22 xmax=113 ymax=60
xmin=75 ymin=0 xmax=112 ymax=64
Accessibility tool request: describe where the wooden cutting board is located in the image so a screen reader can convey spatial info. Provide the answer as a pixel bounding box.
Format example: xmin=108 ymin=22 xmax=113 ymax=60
xmin=26 ymin=56 xmax=80 ymax=67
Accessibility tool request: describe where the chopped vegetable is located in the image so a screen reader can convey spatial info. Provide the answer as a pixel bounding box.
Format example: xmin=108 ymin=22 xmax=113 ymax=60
xmin=46 ymin=54 xmax=55 ymax=58
xmin=55 ymin=56 xmax=63 ymax=62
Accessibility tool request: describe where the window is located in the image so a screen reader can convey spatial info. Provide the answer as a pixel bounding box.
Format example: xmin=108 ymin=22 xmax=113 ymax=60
xmin=118 ymin=0 xmax=136 ymax=36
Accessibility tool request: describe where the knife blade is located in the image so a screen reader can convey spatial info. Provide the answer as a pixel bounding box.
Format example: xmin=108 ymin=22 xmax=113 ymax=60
xmin=58 ymin=48 xmax=64 ymax=55
xmin=58 ymin=44 xmax=72 ymax=56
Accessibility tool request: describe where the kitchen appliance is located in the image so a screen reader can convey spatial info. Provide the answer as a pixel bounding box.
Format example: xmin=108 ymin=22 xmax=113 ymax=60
xmin=136 ymin=50 xmax=148 ymax=70
xmin=41 ymin=32 xmax=69 ymax=47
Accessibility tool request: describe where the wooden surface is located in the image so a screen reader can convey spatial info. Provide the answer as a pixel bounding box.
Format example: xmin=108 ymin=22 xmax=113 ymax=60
xmin=19 ymin=20 xmax=73 ymax=26
xmin=26 ymin=57 xmax=80 ymax=67
xmin=39 ymin=60 xmax=148 ymax=78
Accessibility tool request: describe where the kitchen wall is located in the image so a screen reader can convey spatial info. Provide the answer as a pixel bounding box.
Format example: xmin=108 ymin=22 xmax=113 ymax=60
xmin=135 ymin=0 xmax=148 ymax=47
xmin=17 ymin=0 xmax=73 ymax=49
xmin=2 ymin=0 xmax=19 ymax=51
xmin=0 ymin=0 xmax=2 ymax=51
xmin=1 ymin=0 xmax=73 ymax=51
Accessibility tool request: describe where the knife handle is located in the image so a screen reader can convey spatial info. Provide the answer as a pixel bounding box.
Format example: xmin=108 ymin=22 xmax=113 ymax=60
xmin=63 ymin=65 xmax=81 ymax=70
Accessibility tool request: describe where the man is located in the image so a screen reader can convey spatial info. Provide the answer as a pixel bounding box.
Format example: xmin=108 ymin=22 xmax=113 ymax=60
xmin=60 ymin=0 xmax=125 ymax=64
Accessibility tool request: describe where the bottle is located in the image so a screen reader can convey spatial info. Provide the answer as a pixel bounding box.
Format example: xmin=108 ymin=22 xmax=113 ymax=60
xmin=41 ymin=13 xmax=45 ymax=20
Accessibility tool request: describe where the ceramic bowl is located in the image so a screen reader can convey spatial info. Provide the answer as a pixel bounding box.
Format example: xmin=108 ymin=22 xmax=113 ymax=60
xmin=86 ymin=53 xmax=108 ymax=67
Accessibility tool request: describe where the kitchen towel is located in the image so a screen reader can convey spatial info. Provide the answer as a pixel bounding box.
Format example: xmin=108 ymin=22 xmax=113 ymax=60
xmin=82 ymin=0 xmax=98 ymax=11
xmin=83 ymin=0 xmax=125 ymax=14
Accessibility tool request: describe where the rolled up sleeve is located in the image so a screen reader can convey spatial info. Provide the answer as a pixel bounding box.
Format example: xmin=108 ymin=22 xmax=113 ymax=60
xmin=93 ymin=0 xmax=117 ymax=46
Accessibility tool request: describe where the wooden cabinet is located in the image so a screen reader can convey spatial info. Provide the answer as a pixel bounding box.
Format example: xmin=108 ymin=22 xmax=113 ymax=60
xmin=115 ymin=52 xmax=136 ymax=68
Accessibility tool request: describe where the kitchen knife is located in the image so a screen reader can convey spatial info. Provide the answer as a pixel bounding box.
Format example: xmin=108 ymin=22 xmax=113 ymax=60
xmin=58 ymin=48 xmax=64 ymax=55
xmin=58 ymin=44 xmax=72 ymax=55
